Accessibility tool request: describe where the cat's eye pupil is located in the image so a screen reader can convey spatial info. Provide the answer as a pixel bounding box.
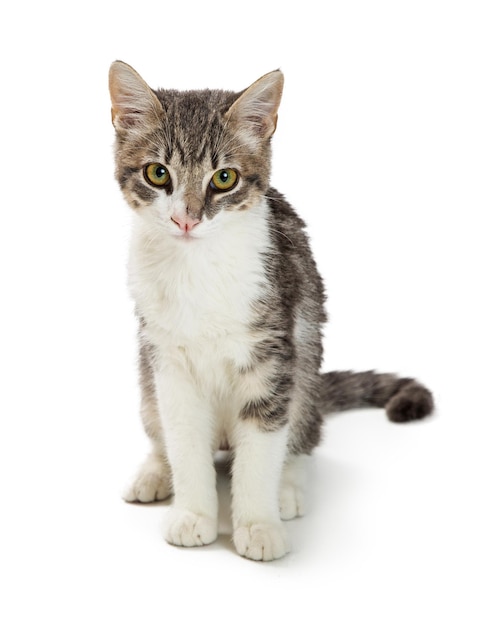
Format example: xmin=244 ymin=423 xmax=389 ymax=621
xmin=211 ymin=168 xmax=238 ymax=192
xmin=145 ymin=163 xmax=170 ymax=187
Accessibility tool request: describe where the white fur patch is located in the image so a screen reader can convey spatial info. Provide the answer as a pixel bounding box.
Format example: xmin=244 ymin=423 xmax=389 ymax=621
xmin=129 ymin=197 xmax=271 ymax=386
xmin=130 ymin=198 xmax=287 ymax=551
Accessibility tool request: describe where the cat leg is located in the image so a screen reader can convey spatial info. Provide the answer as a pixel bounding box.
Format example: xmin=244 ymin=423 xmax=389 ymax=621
xmin=155 ymin=363 xmax=218 ymax=547
xmin=279 ymin=454 xmax=310 ymax=520
xmin=123 ymin=341 xmax=173 ymax=503
xmin=232 ymin=421 xmax=290 ymax=561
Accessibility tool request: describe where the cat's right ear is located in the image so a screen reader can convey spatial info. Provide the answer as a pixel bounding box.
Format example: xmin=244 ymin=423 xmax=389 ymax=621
xmin=109 ymin=61 xmax=163 ymax=132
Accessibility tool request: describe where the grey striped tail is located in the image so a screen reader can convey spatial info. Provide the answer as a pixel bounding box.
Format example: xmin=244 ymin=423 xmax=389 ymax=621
xmin=318 ymin=370 xmax=434 ymax=422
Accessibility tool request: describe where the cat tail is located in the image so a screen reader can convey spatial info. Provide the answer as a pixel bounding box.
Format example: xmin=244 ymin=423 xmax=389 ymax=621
xmin=318 ymin=370 xmax=434 ymax=422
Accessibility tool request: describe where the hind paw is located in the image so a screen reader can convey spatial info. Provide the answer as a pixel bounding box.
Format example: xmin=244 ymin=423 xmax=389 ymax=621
xmin=123 ymin=454 xmax=173 ymax=503
xmin=280 ymin=484 xmax=306 ymax=520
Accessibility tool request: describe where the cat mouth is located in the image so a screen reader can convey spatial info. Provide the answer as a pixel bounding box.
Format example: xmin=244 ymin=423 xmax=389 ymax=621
xmin=173 ymin=231 xmax=199 ymax=240
xmin=170 ymin=226 xmax=203 ymax=241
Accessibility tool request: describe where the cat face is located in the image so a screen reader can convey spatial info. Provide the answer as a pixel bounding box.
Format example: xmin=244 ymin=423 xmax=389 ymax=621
xmin=109 ymin=62 xmax=283 ymax=239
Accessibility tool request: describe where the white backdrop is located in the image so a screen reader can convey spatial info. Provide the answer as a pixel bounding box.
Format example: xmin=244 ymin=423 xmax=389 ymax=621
xmin=1 ymin=1 xmax=500 ymax=624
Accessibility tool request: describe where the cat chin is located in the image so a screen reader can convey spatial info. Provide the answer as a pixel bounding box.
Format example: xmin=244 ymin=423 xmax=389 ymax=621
xmin=171 ymin=232 xmax=202 ymax=242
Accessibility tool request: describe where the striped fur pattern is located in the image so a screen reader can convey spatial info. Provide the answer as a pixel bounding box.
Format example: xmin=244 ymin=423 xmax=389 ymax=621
xmin=109 ymin=61 xmax=434 ymax=561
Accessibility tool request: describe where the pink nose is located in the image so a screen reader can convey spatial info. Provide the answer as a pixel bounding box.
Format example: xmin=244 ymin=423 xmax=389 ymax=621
xmin=171 ymin=214 xmax=201 ymax=232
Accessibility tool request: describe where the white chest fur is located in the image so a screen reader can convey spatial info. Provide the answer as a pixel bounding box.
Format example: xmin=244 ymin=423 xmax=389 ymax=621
xmin=128 ymin=200 xmax=271 ymax=377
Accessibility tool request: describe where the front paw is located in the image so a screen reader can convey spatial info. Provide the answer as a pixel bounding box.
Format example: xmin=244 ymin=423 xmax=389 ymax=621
xmin=233 ymin=523 xmax=290 ymax=561
xmin=163 ymin=508 xmax=218 ymax=547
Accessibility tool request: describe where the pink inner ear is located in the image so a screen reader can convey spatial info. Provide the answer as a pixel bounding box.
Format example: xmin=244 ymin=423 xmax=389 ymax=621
xmin=242 ymin=113 xmax=274 ymax=139
xmin=113 ymin=105 xmax=145 ymax=129
xmin=109 ymin=61 xmax=163 ymax=131
xmin=227 ymin=71 xmax=283 ymax=141
xmin=110 ymin=85 xmax=153 ymax=129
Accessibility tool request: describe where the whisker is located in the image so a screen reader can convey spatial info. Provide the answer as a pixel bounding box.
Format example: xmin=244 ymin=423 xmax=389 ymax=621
xmin=267 ymin=227 xmax=295 ymax=248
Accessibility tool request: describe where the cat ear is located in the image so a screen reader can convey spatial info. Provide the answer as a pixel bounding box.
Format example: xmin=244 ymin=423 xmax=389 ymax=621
xmin=225 ymin=70 xmax=284 ymax=143
xmin=109 ymin=61 xmax=163 ymax=132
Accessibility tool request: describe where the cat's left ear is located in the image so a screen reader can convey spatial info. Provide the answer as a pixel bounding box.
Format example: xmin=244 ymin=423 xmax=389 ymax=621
xmin=225 ymin=70 xmax=284 ymax=143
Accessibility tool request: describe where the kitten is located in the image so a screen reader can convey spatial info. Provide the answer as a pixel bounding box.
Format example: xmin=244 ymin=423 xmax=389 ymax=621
xmin=109 ymin=61 xmax=434 ymax=561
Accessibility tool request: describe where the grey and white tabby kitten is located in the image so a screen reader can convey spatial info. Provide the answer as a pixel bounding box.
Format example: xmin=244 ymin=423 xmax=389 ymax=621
xmin=109 ymin=61 xmax=433 ymax=561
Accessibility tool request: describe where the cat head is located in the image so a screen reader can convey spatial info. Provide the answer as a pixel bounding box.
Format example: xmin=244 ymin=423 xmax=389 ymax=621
xmin=109 ymin=61 xmax=283 ymax=239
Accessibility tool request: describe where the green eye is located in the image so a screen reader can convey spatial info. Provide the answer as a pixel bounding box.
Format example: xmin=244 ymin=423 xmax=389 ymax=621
xmin=210 ymin=168 xmax=239 ymax=192
xmin=144 ymin=163 xmax=170 ymax=187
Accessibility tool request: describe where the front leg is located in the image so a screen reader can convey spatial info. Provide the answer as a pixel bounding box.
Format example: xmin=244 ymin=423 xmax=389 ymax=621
xmin=155 ymin=362 xmax=218 ymax=547
xmin=231 ymin=420 xmax=290 ymax=561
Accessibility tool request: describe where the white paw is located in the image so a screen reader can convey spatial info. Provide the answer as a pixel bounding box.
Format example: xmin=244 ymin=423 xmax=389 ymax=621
xmin=280 ymin=483 xmax=306 ymax=520
xmin=163 ymin=508 xmax=218 ymax=547
xmin=123 ymin=467 xmax=172 ymax=503
xmin=233 ymin=523 xmax=290 ymax=561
